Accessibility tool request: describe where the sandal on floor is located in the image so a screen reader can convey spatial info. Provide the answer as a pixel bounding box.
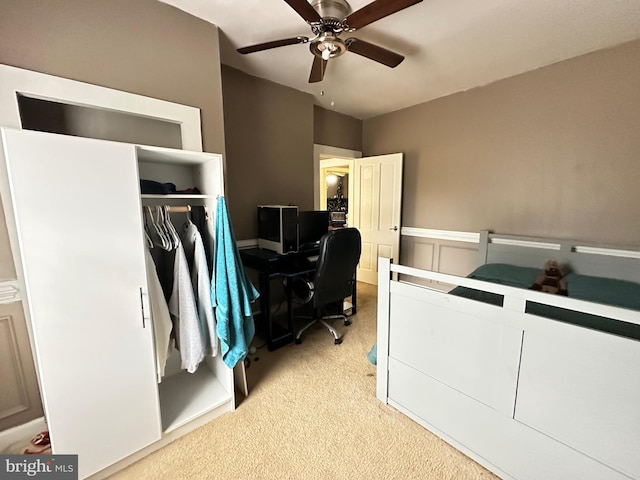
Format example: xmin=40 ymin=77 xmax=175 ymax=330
xmin=23 ymin=431 xmax=51 ymax=454
xmin=31 ymin=431 xmax=50 ymax=446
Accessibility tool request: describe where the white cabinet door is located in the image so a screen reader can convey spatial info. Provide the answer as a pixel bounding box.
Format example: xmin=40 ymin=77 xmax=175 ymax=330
xmin=1 ymin=129 xmax=161 ymax=478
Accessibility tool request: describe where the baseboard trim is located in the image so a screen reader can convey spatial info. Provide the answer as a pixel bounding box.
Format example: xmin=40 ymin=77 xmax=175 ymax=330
xmin=237 ymin=239 xmax=258 ymax=249
xmin=0 ymin=417 xmax=47 ymax=452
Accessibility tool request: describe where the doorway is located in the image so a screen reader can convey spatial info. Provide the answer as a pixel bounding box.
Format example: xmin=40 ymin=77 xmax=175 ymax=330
xmin=313 ymin=144 xmax=361 ymax=212
xmin=320 ymin=158 xmax=354 ymax=226
xmin=314 ymin=145 xmax=404 ymax=286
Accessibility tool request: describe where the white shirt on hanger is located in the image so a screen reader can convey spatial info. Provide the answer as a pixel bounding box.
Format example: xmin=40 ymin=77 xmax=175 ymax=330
xmin=144 ymin=247 xmax=173 ymax=383
xmin=182 ymin=221 xmax=218 ymax=357
xmin=168 ymin=241 xmax=205 ymax=374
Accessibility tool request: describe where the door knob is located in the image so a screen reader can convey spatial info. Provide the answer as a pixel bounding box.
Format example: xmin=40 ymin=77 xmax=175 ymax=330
xmin=389 ymin=226 xmax=398 ymax=231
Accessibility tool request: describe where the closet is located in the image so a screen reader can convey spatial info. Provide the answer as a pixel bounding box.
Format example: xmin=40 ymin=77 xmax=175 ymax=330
xmin=0 ymin=127 xmax=234 ymax=479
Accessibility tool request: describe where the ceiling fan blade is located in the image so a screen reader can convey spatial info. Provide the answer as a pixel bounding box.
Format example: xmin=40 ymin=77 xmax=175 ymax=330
xmin=309 ymin=56 xmax=328 ymax=83
xmin=283 ymin=0 xmax=322 ymax=23
xmin=345 ymin=0 xmax=423 ymax=30
xmin=345 ymin=38 xmax=404 ymax=68
xmin=237 ymin=36 xmax=309 ymax=54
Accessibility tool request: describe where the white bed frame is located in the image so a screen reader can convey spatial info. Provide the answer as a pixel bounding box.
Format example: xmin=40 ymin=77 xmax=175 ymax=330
xmin=376 ymin=231 xmax=640 ymax=480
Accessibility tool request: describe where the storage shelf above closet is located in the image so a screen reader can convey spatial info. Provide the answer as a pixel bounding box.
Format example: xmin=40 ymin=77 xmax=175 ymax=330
xmin=141 ymin=194 xmax=211 ymax=200
xmin=138 ymin=147 xmax=223 ymax=200
xmin=136 ymin=145 xmax=217 ymax=165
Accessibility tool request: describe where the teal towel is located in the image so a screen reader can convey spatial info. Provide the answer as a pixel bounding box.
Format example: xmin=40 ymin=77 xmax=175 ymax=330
xmin=211 ymin=196 xmax=259 ymax=368
xmin=367 ymin=342 xmax=377 ymax=366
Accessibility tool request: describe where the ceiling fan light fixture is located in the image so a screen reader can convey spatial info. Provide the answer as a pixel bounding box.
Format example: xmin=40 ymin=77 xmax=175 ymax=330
xmin=310 ymin=33 xmax=347 ymax=60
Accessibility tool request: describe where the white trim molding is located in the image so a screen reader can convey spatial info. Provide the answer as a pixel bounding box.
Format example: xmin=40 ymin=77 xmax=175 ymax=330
xmin=491 ymin=238 xmax=560 ymax=250
xmin=237 ymin=239 xmax=258 ymax=249
xmin=0 ymin=64 xmax=203 ymax=151
xmin=0 ymin=281 xmax=20 ymax=304
xmin=574 ymin=245 xmax=640 ymax=259
xmin=401 ymin=227 xmax=480 ymax=244
xmin=0 ymin=416 xmax=47 ymax=452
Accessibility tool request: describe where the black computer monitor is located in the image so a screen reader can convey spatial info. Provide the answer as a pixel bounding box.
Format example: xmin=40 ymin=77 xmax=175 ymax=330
xmin=298 ymin=210 xmax=330 ymax=250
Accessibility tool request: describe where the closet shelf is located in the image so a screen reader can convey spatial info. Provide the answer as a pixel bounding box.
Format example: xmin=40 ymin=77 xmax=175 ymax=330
xmin=141 ymin=194 xmax=211 ymax=199
xmin=158 ymin=368 xmax=232 ymax=433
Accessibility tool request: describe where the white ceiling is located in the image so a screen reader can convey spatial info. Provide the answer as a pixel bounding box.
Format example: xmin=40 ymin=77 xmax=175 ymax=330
xmin=160 ymin=0 xmax=640 ymax=119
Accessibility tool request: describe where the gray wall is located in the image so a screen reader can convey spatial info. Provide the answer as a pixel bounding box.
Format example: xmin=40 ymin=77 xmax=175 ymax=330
xmin=314 ymin=105 xmax=363 ymax=152
xmin=363 ymin=39 xmax=640 ymax=247
xmin=222 ymin=66 xmax=364 ymax=240
xmin=221 ymin=65 xmax=315 ymax=240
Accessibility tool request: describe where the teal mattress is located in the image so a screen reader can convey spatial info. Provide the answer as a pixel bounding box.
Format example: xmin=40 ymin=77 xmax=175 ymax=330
xmin=450 ymin=263 xmax=640 ymax=340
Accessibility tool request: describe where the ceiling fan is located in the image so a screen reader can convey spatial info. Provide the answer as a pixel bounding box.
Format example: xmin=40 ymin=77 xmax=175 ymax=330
xmin=236 ymin=0 xmax=423 ymax=83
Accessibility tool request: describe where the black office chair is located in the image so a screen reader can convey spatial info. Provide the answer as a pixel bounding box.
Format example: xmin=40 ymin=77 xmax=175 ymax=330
xmin=291 ymin=227 xmax=361 ymax=345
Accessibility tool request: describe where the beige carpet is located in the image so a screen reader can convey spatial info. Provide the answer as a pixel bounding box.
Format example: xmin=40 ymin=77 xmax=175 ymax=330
xmin=108 ymin=282 xmax=498 ymax=480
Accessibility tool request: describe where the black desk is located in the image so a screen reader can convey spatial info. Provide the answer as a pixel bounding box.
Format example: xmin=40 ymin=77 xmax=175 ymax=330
xmin=240 ymin=247 xmax=357 ymax=351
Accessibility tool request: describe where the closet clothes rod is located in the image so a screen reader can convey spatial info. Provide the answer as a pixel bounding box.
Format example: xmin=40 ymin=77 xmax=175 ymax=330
xmin=142 ymin=205 xmax=192 ymax=213
xmin=164 ymin=205 xmax=191 ymax=213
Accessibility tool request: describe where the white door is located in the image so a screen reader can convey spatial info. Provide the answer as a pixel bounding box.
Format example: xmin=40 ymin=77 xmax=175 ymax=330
xmin=1 ymin=129 xmax=161 ymax=478
xmin=351 ymin=153 xmax=403 ymax=285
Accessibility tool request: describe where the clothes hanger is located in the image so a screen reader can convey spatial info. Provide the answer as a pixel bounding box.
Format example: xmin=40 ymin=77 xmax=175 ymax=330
xmin=151 ymin=205 xmax=171 ymax=251
xmin=180 ymin=206 xmax=193 ymax=237
xmin=163 ymin=205 xmax=181 ymax=249
xmin=142 ymin=208 xmax=152 ymax=248
xmin=144 ymin=224 xmax=154 ymax=249
xmin=186 ymin=205 xmax=194 ymax=225
xmin=157 ymin=206 xmax=175 ymax=250
xmin=143 ymin=206 xmax=164 ymax=250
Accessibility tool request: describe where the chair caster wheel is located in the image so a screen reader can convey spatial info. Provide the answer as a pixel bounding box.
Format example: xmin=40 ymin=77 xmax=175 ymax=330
xmin=295 ymin=338 xmax=302 ymax=344
xmin=344 ymin=319 xmax=352 ymax=327
xmin=334 ymin=337 xmax=343 ymax=345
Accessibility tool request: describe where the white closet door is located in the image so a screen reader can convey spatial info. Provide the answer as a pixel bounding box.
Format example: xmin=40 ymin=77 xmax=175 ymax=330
xmin=1 ymin=129 xmax=161 ymax=478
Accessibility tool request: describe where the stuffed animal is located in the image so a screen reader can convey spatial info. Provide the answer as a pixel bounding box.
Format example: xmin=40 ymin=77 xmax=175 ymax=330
xmin=530 ymin=260 xmax=568 ymax=295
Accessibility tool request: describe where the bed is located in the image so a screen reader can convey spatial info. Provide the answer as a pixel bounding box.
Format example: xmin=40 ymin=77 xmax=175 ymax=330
xmin=376 ymin=231 xmax=640 ymax=480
